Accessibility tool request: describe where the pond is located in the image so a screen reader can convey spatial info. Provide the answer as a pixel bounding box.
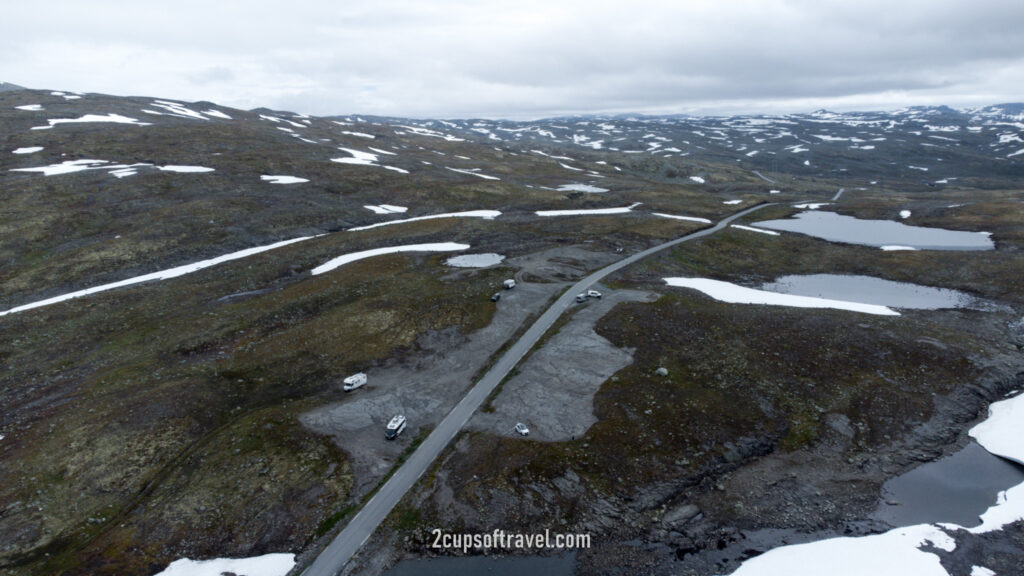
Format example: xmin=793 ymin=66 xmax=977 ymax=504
xmin=761 ymin=274 xmax=979 ymax=310
xmin=752 ymin=211 xmax=994 ymax=250
xmin=445 ymin=253 xmax=506 ymax=268
xmin=873 ymin=441 xmax=1024 ymax=527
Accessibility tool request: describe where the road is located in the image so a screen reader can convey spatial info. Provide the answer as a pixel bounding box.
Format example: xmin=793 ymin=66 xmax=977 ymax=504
xmin=752 ymin=170 xmax=776 ymax=184
xmin=300 ymin=203 xmax=773 ymax=576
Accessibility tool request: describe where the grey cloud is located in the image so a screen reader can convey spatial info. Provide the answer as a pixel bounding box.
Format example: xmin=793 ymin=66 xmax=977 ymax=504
xmin=2 ymin=0 xmax=1022 ymax=118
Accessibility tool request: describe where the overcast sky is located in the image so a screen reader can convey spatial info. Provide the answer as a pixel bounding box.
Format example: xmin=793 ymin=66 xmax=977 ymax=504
xmin=3 ymin=0 xmax=1023 ymax=119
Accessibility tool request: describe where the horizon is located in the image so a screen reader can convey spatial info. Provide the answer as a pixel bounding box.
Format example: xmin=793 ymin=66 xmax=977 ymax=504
xmin=5 ymin=81 xmax=1022 ymax=123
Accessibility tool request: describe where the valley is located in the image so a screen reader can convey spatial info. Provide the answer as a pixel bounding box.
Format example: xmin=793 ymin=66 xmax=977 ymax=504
xmin=0 ymin=88 xmax=1022 ymax=576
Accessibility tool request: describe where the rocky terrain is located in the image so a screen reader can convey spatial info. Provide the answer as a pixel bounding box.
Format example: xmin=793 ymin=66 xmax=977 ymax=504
xmin=0 ymin=87 xmax=1021 ymax=575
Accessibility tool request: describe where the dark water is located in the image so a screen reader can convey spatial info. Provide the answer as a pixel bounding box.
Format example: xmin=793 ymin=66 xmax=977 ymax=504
xmin=753 ymin=211 xmax=995 ymax=250
xmin=384 ymin=552 xmax=576 ymax=576
xmin=873 ymin=441 xmax=1024 ymax=527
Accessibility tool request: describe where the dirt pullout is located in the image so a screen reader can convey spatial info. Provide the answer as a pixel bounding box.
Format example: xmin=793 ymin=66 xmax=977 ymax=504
xmin=469 ymin=287 xmax=659 ymax=441
xmin=300 ymin=281 xmax=563 ymax=498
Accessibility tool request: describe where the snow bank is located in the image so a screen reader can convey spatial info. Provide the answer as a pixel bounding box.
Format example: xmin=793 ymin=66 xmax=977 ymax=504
xmin=312 ymin=242 xmax=469 ymax=275
xmin=730 ymin=524 xmax=954 ymax=576
xmin=732 ymin=225 xmax=780 ymax=236
xmin=653 ymin=213 xmax=712 ymax=224
xmin=332 ymin=148 xmax=406 ymax=173
xmin=364 ymin=204 xmax=408 ymax=214
xmin=153 ymin=553 xmax=295 ymax=576
xmin=348 ymin=210 xmax=501 ymax=231
xmin=556 ymin=183 xmax=609 ymax=193
xmin=663 ymin=278 xmax=899 ymax=316
xmin=445 ymin=167 xmax=500 ymax=180
xmin=261 ymin=175 xmax=309 ymax=184
xmin=969 ymin=393 xmax=1024 ymax=466
xmin=536 ymin=203 xmax=641 ymax=217
xmin=158 ymin=165 xmax=215 ymax=173
xmin=32 ymin=113 xmax=150 ymax=129
xmin=11 ymin=159 xmax=112 ymax=176
xmin=0 ymin=237 xmax=314 ymax=317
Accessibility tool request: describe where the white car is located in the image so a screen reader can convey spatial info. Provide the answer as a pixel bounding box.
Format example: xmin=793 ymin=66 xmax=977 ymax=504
xmin=575 ymin=293 xmax=588 ymax=303
xmin=503 ymin=279 xmax=516 ymax=289
xmin=342 ymin=372 xmax=367 ymax=392
xmin=586 ymin=289 xmax=602 ymax=299
xmin=514 ymin=422 xmax=530 ymax=436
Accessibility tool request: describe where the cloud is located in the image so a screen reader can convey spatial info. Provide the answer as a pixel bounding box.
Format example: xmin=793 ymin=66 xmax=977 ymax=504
xmin=3 ymin=0 xmax=1023 ymax=118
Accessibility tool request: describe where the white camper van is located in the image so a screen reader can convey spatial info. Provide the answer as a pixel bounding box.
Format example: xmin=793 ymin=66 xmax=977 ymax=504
xmin=385 ymin=415 xmax=407 ymax=440
xmin=342 ymin=372 xmax=367 ymax=392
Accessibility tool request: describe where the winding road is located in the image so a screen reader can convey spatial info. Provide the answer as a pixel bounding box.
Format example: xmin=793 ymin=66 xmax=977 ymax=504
xmin=301 ymin=203 xmax=774 ymax=576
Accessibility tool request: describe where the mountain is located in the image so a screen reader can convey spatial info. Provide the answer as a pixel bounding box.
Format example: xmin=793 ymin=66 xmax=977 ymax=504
xmin=1 ymin=88 xmax=1022 ymax=575
xmin=0 ymin=81 xmax=25 ymax=92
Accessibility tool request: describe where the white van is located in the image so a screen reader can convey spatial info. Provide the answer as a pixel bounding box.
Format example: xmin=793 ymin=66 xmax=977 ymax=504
xmin=385 ymin=415 xmax=407 ymax=440
xmin=342 ymin=372 xmax=367 ymax=392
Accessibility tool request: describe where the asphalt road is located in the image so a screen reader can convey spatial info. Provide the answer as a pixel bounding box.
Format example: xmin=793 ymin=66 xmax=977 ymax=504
xmin=300 ymin=203 xmax=773 ymax=576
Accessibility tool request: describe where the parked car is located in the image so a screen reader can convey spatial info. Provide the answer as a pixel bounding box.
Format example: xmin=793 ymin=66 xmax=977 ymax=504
xmin=586 ymin=289 xmax=602 ymax=299
xmin=342 ymin=372 xmax=367 ymax=392
xmin=491 ymin=292 xmax=502 ymax=302
xmin=575 ymin=293 xmax=588 ymax=303
xmin=385 ymin=415 xmax=407 ymax=440
xmin=503 ymin=279 xmax=516 ymax=289
xmin=514 ymin=422 xmax=530 ymax=436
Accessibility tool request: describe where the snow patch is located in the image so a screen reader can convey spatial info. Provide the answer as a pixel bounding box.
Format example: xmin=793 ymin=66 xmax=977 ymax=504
xmin=653 ymin=213 xmax=712 ymax=224
xmin=729 ymin=524 xmax=952 ymax=576
xmin=332 ymin=148 xmax=405 ymax=173
xmin=261 ymin=175 xmax=309 ymax=184
xmin=11 ymin=159 xmax=112 ymax=176
xmin=723 ymin=199 xmax=742 ymax=205
xmin=689 ymin=176 xmax=706 ymax=184
xmin=349 ymin=210 xmax=501 ymax=231
xmin=153 ymin=553 xmax=295 ymax=576
xmin=536 ymin=203 xmax=641 ymax=217
xmin=970 ymin=392 xmax=1024 ymax=466
xmin=900 ymin=210 xmax=912 ymax=219
xmin=664 ymin=277 xmax=899 ymax=316
xmin=445 ymin=167 xmax=500 ymax=180
xmin=0 ymin=237 xmax=314 ymax=317
xmin=733 ymin=224 xmax=780 ymax=236
xmin=364 ymin=204 xmax=408 ymax=214
xmin=312 ymin=242 xmax=469 ymax=275
xmin=32 ymin=113 xmax=151 ymax=130
xmin=158 ymin=165 xmax=215 ymax=173
xmin=15 ymin=104 xmax=43 ymax=111
xmin=556 ymin=183 xmax=609 ymax=193
xmin=13 ymin=147 xmax=44 ymax=154
xmin=881 ymin=245 xmax=919 ymax=251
